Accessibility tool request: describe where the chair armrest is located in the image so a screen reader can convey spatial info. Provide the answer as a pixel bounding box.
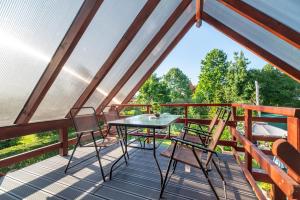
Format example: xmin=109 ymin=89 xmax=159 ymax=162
xmin=73 ymin=130 xmax=95 ymax=135
xmin=172 ymin=137 xmax=216 ymax=154
xmin=183 ymin=127 xmax=212 ymax=137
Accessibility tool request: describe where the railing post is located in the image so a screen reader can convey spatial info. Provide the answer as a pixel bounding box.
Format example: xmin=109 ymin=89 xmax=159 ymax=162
xmin=287 ymin=117 xmax=300 ymax=153
xmin=287 ymin=117 xmax=300 ymax=184
xmin=230 ymin=107 xmax=238 ymax=149
xmin=59 ymin=127 xmax=68 ymax=156
xmin=147 ymin=105 xmax=151 ymax=141
xmin=184 ymin=105 xmax=188 ymax=126
xmin=271 ymin=185 xmax=286 ymax=200
xmin=244 ymin=109 xmax=252 ymax=173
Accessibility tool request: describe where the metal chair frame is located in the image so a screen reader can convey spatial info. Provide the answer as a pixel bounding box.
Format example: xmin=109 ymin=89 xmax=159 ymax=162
xmin=64 ymin=107 xmax=127 ymax=181
xmin=160 ymin=108 xmax=231 ymax=199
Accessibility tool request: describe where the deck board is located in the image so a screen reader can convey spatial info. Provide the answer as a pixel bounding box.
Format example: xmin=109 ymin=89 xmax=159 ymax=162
xmin=0 ymin=143 xmax=257 ymax=200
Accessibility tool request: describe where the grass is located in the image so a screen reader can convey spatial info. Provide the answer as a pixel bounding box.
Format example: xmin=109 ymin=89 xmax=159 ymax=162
xmin=0 ymin=129 xmax=77 ymax=174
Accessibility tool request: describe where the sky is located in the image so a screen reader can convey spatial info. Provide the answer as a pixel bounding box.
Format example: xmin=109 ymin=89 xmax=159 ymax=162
xmin=155 ymin=21 xmax=267 ymax=85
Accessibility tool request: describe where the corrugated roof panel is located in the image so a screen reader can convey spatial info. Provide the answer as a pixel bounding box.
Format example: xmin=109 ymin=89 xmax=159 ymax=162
xmin=0 ymin=0 xmax=83 ymax=126
xmin=30 ymin=0 xmax=146 ymax=122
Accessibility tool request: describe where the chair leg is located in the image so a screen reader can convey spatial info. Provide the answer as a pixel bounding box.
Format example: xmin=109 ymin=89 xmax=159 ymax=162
xmin=160 ymin=142 xmax=178 ymax=199
xmin=192 ymin=148 xmax=220 ymax=200
xmin=172 ymin=160 xmax=178 ymax=173
xmin=212 ymin=158 xmax=227 ymax=200
xmin=117 ymin=126 xmax=129 ymax=160
xmin=119 ymin=140 xmax=128 ymax=165
xmin=160 ymin=157 xmax=174 ymax=199
xmin=91 ymin=132 xmax=106 ymax=182
xmin=65 ymin=133 xmax=83 ymax=173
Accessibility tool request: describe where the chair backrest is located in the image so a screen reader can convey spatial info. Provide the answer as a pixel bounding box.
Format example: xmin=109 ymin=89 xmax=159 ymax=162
xmin=102 ymin=108 xmax=120 ymax=135
xmin=208 ymin=107 xmax=222 ymax=132
xmin=205 ymin=108 xmax=231 ymax=166
xmin=69 ymin=107 xmax=99 ymax=133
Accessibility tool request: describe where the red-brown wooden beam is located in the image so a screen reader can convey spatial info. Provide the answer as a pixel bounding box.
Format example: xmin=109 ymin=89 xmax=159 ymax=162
xmin=97 ymin=0 xmax=192 ymax=113
xmin=14 ymin=0 xmax=103 ymax=124
xmin=218 ymin=0 xmax=300 ymax=49
xmin=0 ymin=142 xmax=61 ymax=168
xmin=121 ymin=16 xmax=195 ymax=105
xmin=69 ymin=0 xmax=160 ymax=116
xmin=232 ymin=129 xmax=300 ymax=198
xmin=202 ymin=12 xmax=300 ymax=82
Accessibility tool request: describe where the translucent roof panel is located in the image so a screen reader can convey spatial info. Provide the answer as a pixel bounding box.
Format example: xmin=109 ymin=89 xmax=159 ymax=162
xmin=31 ymin=0 xmax=146 ymax=122
xmin=204 ymin=0 xmax=300 ymax=71
xmin=0 ymin=0 xmax=83 ymax=126
xmin=242 ymin=0 xmax=300 ymax=32
xmin=109 ymin=3 xmax=196 ymax=106
xmin=84 ymin=0 xmax=182 ymax=110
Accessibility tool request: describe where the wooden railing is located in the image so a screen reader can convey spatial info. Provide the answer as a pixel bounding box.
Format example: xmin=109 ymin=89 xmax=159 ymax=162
xmin=0 ymin=103 xmax=299 ymax=200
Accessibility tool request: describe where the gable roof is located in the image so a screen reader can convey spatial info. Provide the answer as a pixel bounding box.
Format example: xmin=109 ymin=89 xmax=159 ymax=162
xmin=0 ymin=0 xmax=299 ymax=127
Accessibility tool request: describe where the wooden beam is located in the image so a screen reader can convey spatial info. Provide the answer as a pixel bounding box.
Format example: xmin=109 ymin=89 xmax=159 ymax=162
xmin=121 ymin=16 xmax=195 ymax=105
xmin=0 ymin=143 xmax=61 ymax=168
xmin=0 ymin=119 xmax=72 ymax=140
xmin=244 ymin=109 xmax=253 ymax=172
xmin=14 ymin=0 xmax=103 ymax=124
xmin=273 ymin=139 xmax=300 ymax=183
xmin=202 ymin=13 xmax=300 ymax=82
xmin=69 ymin=0 xmax=160 ymax=116
xmin=195 ymin=0 xmax=203 ymax=27
xmin=97 ymin=0 xmax=192 ymax=113
xmin=218 ymin=0 xmax=300 ymax=49
xmin=287 ymin=117 xmax=300 ymax=152
xmin=232 ymin=148 xmax=267 ymax=200
xmin=232 ymin=104 xmax=300 ymax=118
xmin=59 ymin=127 xmax=68 ymax=156
xmin=232 ymin=129 xmax=300 ymax=198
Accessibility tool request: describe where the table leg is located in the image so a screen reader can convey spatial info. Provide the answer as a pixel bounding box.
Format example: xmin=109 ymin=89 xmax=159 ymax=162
xmin=153 ymin=128 xmax=163 ymax=187
xmin=109 ymin=125 xmax=128 ymax=180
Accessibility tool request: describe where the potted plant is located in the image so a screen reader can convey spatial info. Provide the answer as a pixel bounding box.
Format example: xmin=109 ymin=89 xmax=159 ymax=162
xmin=151 ymin=102 xmax=161 ymax=118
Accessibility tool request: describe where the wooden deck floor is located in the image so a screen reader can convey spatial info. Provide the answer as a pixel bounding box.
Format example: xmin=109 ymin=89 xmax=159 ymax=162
xmin=0 ymin=143 xmax=257 ymax=200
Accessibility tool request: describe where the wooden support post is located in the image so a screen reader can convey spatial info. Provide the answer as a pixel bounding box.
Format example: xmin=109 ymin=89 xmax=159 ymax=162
xmin=271 ymin=185 xmax=286 ymax=200
xmin=287 ymin=117 xmax=300 ymax=153
xmin=244 ymin=109 xmax=252 ymax=173
xmin=230 ymin=107 xmax=237 ymax=149
xmin=184 ymin=106 xmax=188 ymax=126
xmin=59 ymin=127 xmax=68 ymax=156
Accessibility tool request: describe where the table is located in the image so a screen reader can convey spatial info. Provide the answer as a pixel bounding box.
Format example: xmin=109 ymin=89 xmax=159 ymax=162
xmin=107 ymin=114 xmax=180 ymax=186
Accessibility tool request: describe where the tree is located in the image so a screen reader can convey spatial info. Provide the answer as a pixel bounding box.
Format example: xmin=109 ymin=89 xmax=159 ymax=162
xmin=224 ymin=51 xmax=254 ymax=103
xmin=136 ymin=74 xmax=171 ymax=104
xmin=255 ymin=64 xmax=300 ymax=107
xmin=193 ymin=49 xmax=229 ymax=103
xmin=162 ymin=68 xmax=192 ymax=102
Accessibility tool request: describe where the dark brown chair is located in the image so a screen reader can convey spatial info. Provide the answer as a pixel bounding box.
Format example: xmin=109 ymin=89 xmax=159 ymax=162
xmin=180 ymin=107 xmax=223 ymax=146
xmin=64 ymin=107 xmax=126 ymax=181
xmin=101 ymin=107 xmax=144 ymax=148
xmin=160 ymin=108 xmax=231 ymax=199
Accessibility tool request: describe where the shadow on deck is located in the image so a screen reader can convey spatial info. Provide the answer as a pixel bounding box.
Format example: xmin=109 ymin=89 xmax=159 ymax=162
xmin=0 ymin=143 xmax=257 ymax=200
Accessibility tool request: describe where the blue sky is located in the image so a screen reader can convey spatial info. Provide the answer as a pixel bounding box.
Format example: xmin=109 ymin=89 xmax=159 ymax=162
xmin=155 ymin=22 xmax=267 ymax=85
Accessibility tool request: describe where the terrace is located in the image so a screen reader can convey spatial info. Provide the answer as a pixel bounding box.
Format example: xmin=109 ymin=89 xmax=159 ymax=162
xmin=0 ymin=1 xmax=300 ymax=200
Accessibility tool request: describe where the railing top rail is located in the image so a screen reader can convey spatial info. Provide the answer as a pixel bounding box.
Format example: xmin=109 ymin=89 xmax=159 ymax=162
xmin=232 ymin=104 xmax=300 ymax=117
xmin=112 ymin=103 xmax=231 ymax=107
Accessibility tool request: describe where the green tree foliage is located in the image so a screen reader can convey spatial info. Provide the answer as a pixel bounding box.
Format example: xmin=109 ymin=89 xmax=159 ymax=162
xmin=254 ymin=64 xmax=300 ymax=107
xmin=193 ymin=49 xmax=229 ymax=104
xmin=136 ymin=74 xmax=171 ymax=103
xmin=162 ymin=68 xmax=192 ymax=102
xmin=224 ymin=51 xmax=255 ymax=103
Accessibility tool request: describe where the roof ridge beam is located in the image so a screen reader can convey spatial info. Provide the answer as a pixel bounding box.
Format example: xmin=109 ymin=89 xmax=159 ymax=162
xmin=218 ymin=0 xmax=300 ymax=49
xmin=96 ymin=0 xmax=192 ymax=113
xmin=14 ymin=0 xmax=103 ymax=124
xmin=68 ymin=0 xmax=160 ymax=117
xmin=121 ymin=16 xmax=195 ymax=106
xmin=202 ymin=12 xmax=300 ymax=82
